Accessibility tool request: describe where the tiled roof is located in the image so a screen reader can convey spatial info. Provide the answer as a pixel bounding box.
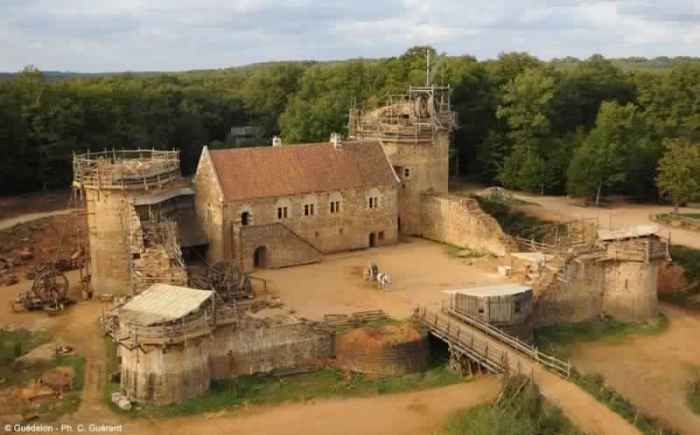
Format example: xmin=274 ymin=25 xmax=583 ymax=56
xmin=207 ymin=140 xmax=398 ymax=202
xmin=119 ymin=284 xmax=213 ymax=326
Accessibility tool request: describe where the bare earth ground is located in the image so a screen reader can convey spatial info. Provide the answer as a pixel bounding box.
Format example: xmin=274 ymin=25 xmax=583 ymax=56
xmin=254 ymin=237 xmax=508 ymax=320
xmin=572 ymin=305 xmax=700 ymax=435
xmin=452 ymin=184 xmax=700 ymax=434
xmin=2 ymin=190 xmax=700 ymax=434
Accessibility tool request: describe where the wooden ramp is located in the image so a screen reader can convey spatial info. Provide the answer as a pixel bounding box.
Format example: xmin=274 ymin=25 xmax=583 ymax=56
xmin=415 ymin=306 xmax=641 ymax=435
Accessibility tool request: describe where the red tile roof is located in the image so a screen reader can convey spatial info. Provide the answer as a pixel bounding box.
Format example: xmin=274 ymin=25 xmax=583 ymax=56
xmin=207 ymin=140 xmax=398 ymax=202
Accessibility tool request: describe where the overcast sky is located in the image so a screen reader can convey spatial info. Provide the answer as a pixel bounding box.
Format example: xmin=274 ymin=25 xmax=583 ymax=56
xmin=2 ymin=0 xmax=700 ymax=73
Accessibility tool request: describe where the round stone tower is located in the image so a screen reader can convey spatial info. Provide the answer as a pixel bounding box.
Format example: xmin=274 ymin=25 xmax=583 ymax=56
xmin=72 ymin=149 xmax=184 ymax=295
xmin=349 ymin=86 xmax=457 ymax=235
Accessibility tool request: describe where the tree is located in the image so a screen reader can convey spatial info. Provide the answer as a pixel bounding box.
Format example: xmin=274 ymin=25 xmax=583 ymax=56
xmin=495 ymin=67 xmax=557 ymax=192
xmin=657 ymin=138 xmax=700 ymax=212
xmin=567 ymin=102 xmax=639 ymax=205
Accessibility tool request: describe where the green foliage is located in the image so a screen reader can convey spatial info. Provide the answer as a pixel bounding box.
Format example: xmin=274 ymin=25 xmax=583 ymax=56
xmin=0 ymin=328 xmax=51 ymax=364
xmin=572 ymin=372 xmax=678 ymax=435
xmin=440 ymin=376 xmax=583 ymax=435
xmin=567 ymin=102 xmax=644 ymax=204
xmin=113 ymin=365 xmax=462 ymax=418
xmin=688 ymin=367 xmax=700 ymax=415
xmin=657 ymin=138 xmax=700 ymax=209
xmin=2 ymin=51 xmax=700 ymax=199
xmin=534 ymin=315 xmax=668 ymax=359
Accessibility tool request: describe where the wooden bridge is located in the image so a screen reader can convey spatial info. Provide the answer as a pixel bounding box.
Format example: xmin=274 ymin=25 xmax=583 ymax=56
xmin=414 ymin=306 xmax=571 ymax=378
xmin=414 ymin=306 xmax=643 ymax=435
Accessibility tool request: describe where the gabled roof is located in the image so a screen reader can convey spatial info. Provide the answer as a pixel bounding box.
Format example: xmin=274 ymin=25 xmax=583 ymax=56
xmin=119 ymin=284 xmax=213 ymax=326
xmin=206 ymin=140 xmax=398 ymax=202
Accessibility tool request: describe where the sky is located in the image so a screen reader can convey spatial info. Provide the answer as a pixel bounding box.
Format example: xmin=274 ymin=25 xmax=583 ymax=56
xmin=2 ymin=0 xmax=700 ymax=73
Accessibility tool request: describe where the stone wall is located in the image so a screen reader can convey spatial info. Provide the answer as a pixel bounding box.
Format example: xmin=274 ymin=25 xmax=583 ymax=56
xmin=120 ymin=336 xmax=212 ymax=406
xmin=532 ymin=253 xmax=659 ymax=326
xmin=532 ymin=260 xmax=605 ymax=327
xmin=215 ymin=185 xmax=398 ymax=268
xmin=239 ymin=224 xmax=321 ymax=272
xmin=602 ymin=260 xmax=658 ymax=322
xmin=193 ymin=147 xmax=225 ymax=262
xmin=420 ymin=194 xmax=515 ymax=256
xmin=85 ymin=189 xmax=131 ymax=295
xmin=380 ymin=131 xmax=450 ymax=235
xmin=210 ymin=321 xmax=333 ymax=378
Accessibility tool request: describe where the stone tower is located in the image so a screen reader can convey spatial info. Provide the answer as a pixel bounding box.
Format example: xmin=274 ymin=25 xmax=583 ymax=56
xmin=72 ymin=149 xmax=190 ymax=296
xmin=349 ymin=86 xmax=457 ymax=235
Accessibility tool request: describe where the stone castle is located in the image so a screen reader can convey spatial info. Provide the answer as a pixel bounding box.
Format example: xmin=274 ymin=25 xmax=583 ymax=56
xmin=84 ymin=84 xmax=668 ymax=406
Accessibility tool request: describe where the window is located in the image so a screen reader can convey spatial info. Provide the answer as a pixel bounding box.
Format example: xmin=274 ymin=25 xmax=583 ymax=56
xmin=330 ymin=200 xmax=341 ymax=214
xmin=241 ymin=211 xmax=250 ymax=226
xmin=304 ymin=204 xmax=315 ymax=216
xmin=378 ymin=231 xmax=385 ymax=241
xmin=368 ymin=197 xmax=379 ymax=209
xmin=404 ymin=168 xmax=410 ymax=178
xmin=514 ymin=301 xmax=521 ymax=314
xmin=277 ymin=206 xmax=288 ymax=220
xmin=339 ymin=228 xmax=344 ymax=235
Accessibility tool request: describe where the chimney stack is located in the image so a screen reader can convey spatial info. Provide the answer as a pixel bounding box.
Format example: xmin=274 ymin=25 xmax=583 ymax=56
xmin=272 ymin=136 xmax=282 ymax=147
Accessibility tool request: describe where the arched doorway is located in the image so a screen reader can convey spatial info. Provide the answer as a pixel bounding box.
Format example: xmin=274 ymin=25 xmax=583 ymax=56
xmin=369 ymin=233 xmax=376 ymax=248
xmin=254 ymin=246 xmax=267 ymax=268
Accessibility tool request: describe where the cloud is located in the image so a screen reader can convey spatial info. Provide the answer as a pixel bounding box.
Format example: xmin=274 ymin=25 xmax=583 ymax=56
xmin=0 ymin=0 xmax=699 ymax=72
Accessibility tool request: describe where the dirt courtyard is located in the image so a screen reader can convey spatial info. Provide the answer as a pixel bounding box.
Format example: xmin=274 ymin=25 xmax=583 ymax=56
xmin=254 ymin=237 xmax=508 ymax=320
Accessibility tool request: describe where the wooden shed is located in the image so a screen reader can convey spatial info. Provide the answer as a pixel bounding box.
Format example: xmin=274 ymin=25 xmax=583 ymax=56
xmin=446 ymin=284 xmax=533 ymax=342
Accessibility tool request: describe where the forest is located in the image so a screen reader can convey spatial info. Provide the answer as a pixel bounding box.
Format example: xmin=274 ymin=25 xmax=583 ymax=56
xmin=1 ymin=46 xmax=699 ymax=204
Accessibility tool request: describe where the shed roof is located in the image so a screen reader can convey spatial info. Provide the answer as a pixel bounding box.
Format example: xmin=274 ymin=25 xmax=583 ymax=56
xmin=444 ymin=283 xmax=532 ymax=298
xmin=119 ymin=284 xmax=213 ymax=326
xmin=206 ymin=140 xmax=398 ymax=202
xmin=598 ymin=224 xmax=658 ymax=241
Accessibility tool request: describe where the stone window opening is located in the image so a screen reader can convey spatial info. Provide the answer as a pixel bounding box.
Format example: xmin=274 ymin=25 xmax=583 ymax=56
xmin=330 ymin=200 xmax=341 ymax=214
xmin=514 ymin=301 xmax=521 ymax=314
xmin=304 ymin=203 xmax=315 ymax=216
xmin=378 ymin=231 xmax=385 ymax=241
xmin=277 ymin=206 xmax=288 ymax=220
xmin=241 ymin=211 xmax=251 ymax=226
xmin=404 ymin=168 xmax=410 ymax=178
xmin=368 ymin=197 xmax=380 ymax=209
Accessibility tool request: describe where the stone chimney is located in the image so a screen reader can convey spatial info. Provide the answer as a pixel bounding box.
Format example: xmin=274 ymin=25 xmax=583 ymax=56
xmin=330 ymin=132 xmax=342 ymax=150
xmin=272 ymin=136 xmax=282 ymax=147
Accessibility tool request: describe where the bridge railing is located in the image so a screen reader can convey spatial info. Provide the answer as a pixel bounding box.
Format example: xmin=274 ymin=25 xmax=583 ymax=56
xmin=441 ymin=303 xmax=571 ymax=378
xmin=415 ymin=307 xmax=509 ymax=374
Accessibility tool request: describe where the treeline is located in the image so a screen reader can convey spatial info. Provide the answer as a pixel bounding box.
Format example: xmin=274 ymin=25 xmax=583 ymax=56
xmin=1 ymin=47 xmax=699 ymax=202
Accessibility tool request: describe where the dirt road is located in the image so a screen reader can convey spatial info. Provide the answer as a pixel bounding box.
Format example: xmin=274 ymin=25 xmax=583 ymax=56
xmin=0 ymin=209 xmax=77 ymax=231
xmin=573 ymin=304 xmax=700 ymax=435
xmin=121 ymin=378 xmax=500 ymax=435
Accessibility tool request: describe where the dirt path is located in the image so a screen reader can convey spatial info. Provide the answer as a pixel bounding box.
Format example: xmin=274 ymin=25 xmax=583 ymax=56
xmin=424 ymin=309 xmax=641 ymax=435
xmin=0 ymin=209 xmax=76 ymax=231
xmin=572 ymin=304 xmax=700 ymax=435
xmin=515 ymin=194 xmax=700 ymax=249
xmin=122 ymin=378 xmax=500 ymax=435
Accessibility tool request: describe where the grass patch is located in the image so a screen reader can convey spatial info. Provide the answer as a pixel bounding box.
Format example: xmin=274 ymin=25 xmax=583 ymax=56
xmin=660 ymin=245 xmax=700 ymax=308
xmin=0 ymin=328 xmax=51 ymax=364
xmin=572 ymin=372 xmax=678 ymax=435
xmin=111 ymin=363 xmax=463 ymax=418
xmin=438 ymin=375 xmax=583 ymax=435
xmin=534 ymin=315 xmax=668 ymax=359
xmin=687 ymin=367 xmax=700 ymax=416
xmin=475 ymin=196 xmax=552 ymax=239
xmin=446 ymin=244 xmax=489 ymax=259
xmin=0 ymin=328 xmax=85 ymax=421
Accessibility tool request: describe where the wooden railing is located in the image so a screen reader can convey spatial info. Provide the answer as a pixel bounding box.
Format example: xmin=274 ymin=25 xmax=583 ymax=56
xmin=417 ymin=305 xmax=571 ymax=379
